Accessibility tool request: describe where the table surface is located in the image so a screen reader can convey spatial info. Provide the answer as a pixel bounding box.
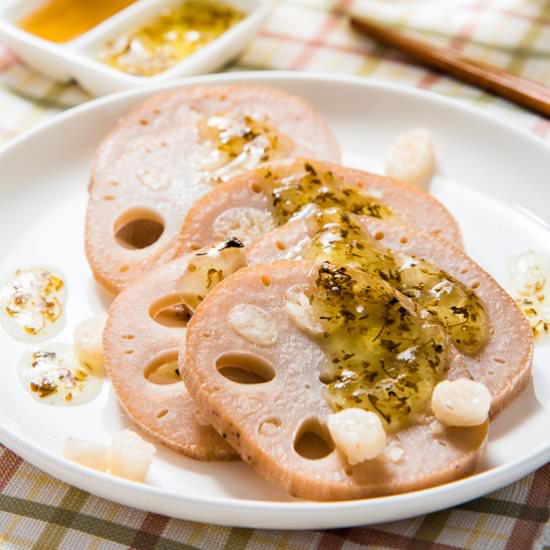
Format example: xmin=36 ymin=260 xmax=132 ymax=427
xmin=0 ymin=0 xmax=549 ymax=548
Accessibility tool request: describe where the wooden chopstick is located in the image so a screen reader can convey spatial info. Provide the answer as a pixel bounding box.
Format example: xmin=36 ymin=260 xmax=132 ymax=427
xmin=350 ymin=15 xmax=550 ymax=118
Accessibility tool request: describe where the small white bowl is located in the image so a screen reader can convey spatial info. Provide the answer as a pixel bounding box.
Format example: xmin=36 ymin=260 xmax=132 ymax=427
xmin=0 ymin=0 xmax=272 ymax=96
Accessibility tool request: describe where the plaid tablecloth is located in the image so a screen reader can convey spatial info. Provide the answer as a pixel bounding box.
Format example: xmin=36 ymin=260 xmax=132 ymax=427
xmin=0 ymin=0 xmax=549 ymax=547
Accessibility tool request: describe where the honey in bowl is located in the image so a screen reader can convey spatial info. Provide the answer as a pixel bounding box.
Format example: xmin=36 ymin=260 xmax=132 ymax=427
xmin=98 ymin=0 xmax=245 ymax=76
xmin=18 ymin=0 xmax=135 ymax=43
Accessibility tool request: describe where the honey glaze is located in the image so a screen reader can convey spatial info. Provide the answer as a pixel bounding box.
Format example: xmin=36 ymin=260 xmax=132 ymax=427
xmin=509 ymin=250 xmax=550 ymax=338
xmin=266 ymin=162 xmax=394 ymax=226
xmin=18 ymin=0 xmax=135 ymax=43
xmin=18 ymin=344 xmax=103 ymax=406
xmin=303 ymin=210 xmax=488 ymax=355
xmin=395 ymin=253 xmax=489 ymax=355
xmin=0 ymin=266 xmax=66 ymax=342
xmin=198 ymin=113 xmax=294 ymax=183
xmin=178 ymin=238 xmax=246 ymax=310
xmin=98 ymin=0 xmax=244 ymax=76
xmin=302 ymin=212 xmax=489 ymax=429
xmin=266 ymin=163 xmax=490 ymax=428
xmin=313 ymin=263 xmax=448 ymax=432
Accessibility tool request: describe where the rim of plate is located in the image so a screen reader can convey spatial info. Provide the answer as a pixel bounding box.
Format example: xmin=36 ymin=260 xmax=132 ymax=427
xmin=2 ymin=71 xmax=550 ymax=157
xmin=0 ymin=71 xmax=549 ymax=525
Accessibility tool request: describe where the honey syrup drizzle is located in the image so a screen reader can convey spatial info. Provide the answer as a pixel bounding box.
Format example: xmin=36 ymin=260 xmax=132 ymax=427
xmin=19 ymin=0 xmax=135 ymax=43
xmin=199 ymin=113 xmax=294 ymax=183
xmin=0 ymin=267 xmax=66 ymax=339
xmin=264 ymin=162 xmax=489 ymax=429
xmin=99 ymin=0 xmax=244 ymax=76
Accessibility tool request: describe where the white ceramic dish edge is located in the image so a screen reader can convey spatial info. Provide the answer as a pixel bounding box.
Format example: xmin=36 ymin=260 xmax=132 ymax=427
xmin=2 ymin=424 xmax=548 ymax=530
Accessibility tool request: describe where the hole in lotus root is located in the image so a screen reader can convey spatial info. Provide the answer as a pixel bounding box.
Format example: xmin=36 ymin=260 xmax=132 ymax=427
xmin=493 ymin=357 xmax=507 ymax=364
xmin=471 ymin=281 xmax=480 ymax=289
xmin=157 ymin=409 xmax=169 ymax=419
xmin=400 ymin=236 xmax=409 ymax=244
xmin=149 ymin=295 xmax=192 ymax=328
xmin=261 ymin=275 xmax=271 ymax=287
xmin=119 ymin=264 xmax=130 ymax=273
xmin=250 ymin=182 xmax=262 ymax=193
xmin=275 ymin=240 xmax=286 ymax=251
xmin=115 ymin=208 xmax=165 ymax=250
xmin=258 ymin=418 xmax=282 ymax=436
xmin=145 ymin=351 xmax=181 ymax=385
xmin=216 ymin=352 xmax=275 ymax=384
xmin=294 ymin=419 xmax=334 ymax=460
xmin=374 ymin=231 xmax=384 ymax=241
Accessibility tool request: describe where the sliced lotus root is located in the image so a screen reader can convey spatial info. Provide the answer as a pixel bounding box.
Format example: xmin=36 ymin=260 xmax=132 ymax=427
xmin=183 ymin=261 xmax=491 ymax=501
xmin=86 ymin=85 xmax=341 ymax=293
xmin=178 ymin=159 xmax=462 ymax=255
xmin=247 ymin=217 xmax=533 ymax=418
xmin=103 ymin=243 xmax=247 ymax=460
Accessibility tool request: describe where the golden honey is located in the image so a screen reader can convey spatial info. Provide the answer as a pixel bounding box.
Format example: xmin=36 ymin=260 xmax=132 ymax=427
xmin=269 ymin=163 xmax=393 ymax=226
xmin=263 ymin=161 xmax=489 ymax=429
xmin=179 ymin=239 xmax=246 ymax=310
xmin=304 ymin=210 xmax=489 ymax=356
xmin=17 ymin=345 xmax=104 ymax=406
xmin=509 ymin=250 xmax=550 ymax=338
xmin=18 ymin=0 xmax=135 ymax=43
xmin=312 ymin=263 xmax=448 ymax=432
xmin=0 ymin=266 xmax=66 ymax=341
xmin=198 ymin=113 xmax=294 ymax=183
xmin=99 ymin=0 xmax=244 ymax=76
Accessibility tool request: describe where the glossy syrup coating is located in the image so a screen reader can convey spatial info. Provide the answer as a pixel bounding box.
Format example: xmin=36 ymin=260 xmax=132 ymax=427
xmin=18 ymin=0 xmax=134 ymax=43
xmin=267 ymin=162 xmax=394 ymax=225
xmin=197 ymin=113 xmax=295 ymax=184
xmin=396 ymin=254 xmax=489 ymax=355
xmin=17 ymin=344 xmax=103 ymax=406
xmin=261 ymin=164 xmax=489 ymax=429
xmin=311 ymin=262 xmax=448 ymax=432
xmin=302 ymin=209 xmax=488 ymax=355
xmin=0 ymin=267 xmax=66 ymax=342
xmin=99 ymin=0 xmax=244 ymax=76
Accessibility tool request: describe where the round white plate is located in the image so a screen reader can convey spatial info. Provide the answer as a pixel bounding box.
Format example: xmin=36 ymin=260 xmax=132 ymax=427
xmin=0 ymin=72 xmax=549 ymax=530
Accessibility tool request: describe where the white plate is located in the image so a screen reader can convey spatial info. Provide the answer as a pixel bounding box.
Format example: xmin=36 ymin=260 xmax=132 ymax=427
xmin=0 ymin=0 xmax=271 ymax=96
xmin=0 ymin=72 xmax=549 ymax=530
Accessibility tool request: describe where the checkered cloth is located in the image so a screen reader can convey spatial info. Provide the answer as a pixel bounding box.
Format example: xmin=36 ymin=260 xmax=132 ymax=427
xmin=0 ymin=0 xmax=549 ymax=547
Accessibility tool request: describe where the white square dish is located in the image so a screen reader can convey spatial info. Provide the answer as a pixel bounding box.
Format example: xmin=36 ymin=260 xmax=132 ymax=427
xmin=0 ymin=0 xmax=272 ymax=96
